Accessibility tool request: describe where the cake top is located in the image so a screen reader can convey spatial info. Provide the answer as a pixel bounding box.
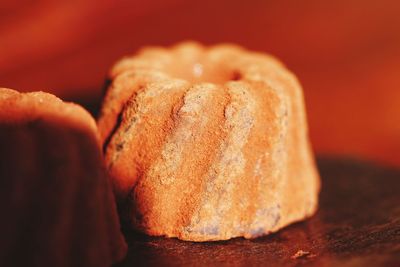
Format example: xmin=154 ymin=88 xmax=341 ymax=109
xmin=109 ymin=41 xmax=292 ymax=85
xmin=0 ymin=88 xmax=99 ymax=144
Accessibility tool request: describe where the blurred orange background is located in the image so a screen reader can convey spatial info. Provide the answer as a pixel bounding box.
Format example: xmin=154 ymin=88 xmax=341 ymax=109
xmin=1 ymin=0 xmax=399 ymax=166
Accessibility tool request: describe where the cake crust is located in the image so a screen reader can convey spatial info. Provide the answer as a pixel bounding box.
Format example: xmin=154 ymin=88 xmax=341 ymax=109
xmin=99 ymin=42 xmax=320 ymax=241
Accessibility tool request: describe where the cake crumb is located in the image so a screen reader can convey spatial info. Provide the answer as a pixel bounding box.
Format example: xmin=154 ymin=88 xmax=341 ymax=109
xmin=291 ymin=250 xmax=316 ymax=259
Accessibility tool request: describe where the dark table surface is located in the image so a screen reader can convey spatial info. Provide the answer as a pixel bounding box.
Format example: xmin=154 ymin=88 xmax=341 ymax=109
xmin=114 ymin=158 xmax=400 ymax=267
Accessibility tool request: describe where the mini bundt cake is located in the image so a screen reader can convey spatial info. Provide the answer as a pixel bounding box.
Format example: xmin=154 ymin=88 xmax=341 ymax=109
xmin=98 ymin=42 xmax=320 ymax=241
xmin=0 ymin=88 xmax=127 ymax=266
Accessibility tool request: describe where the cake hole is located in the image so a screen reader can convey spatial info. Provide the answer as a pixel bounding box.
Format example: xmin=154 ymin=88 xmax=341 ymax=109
xmin=230 ymin=70 xmax=242 ymax=81
xmin=166 ymin=60 xmax=243 ymax=85
xmin=187 ymin=63 xmax=242 ymax=84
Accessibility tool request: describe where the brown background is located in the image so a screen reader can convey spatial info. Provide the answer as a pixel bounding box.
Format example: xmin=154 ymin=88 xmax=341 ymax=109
xmin=1 ymin=0 xmax=400 ymax=166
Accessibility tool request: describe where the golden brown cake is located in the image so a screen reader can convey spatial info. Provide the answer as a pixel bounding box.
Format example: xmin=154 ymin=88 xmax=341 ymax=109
xmin=98 ymin=42 xmax=320 ymax=241
xmin=0 ymin=88 xmax=127 ymax=266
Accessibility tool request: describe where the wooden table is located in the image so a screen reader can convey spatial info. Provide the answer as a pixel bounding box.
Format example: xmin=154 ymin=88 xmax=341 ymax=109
xmin=114 ymin=158 xmax=400 ymax=266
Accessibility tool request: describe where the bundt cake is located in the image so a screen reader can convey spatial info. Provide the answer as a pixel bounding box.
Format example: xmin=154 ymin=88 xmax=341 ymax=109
xmin=98 ymin=42 xmax=320 ymax=241
xmin=0 ymin=88 xmax=127 ymax=266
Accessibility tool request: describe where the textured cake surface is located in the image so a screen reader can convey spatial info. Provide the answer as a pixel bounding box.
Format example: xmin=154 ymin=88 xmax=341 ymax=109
xmin=0 ymin=88 xmax=127 ymax=266
xmin=99 ymin=42 xmax=320 ymax=241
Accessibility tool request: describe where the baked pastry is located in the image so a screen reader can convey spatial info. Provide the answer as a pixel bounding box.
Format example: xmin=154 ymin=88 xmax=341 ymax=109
xmin=98 ymin=42 xmax=320 ymax=241
xmin=0 ymin=88 xmax=127 ymax=266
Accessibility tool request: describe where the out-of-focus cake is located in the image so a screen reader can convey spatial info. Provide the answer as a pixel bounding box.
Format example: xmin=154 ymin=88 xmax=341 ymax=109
xmin=0 ymin=88 xmax=127 ymax=266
